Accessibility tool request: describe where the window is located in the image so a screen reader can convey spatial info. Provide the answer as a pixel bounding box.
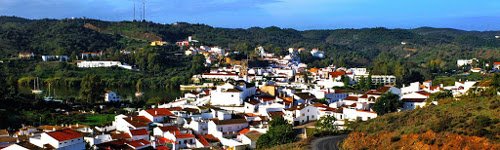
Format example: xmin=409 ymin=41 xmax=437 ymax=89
xmin=340 ymin=115 xmax=343 ymax=119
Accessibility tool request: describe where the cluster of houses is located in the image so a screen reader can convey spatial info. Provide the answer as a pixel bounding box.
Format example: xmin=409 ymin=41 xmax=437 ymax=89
xmin=2 ymin=46 xmax=491 ymax=150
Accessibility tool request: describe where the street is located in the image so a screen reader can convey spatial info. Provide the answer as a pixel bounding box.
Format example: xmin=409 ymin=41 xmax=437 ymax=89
xmin=311 ymin=134 xmax=348 ymax=150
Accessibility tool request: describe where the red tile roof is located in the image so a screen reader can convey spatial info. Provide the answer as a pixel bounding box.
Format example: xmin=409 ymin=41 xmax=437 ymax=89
xmin=46 ymin=129 xmax=82 ymax=141
xmin=329 ymin=71 xmax=346 ymax=78
xmin=124 ymin=116 xmax=152 ymax=127
xmin=130 ymin=129 xmax=148 ymax=136
xmin=158 ymin=137 xmax=175 ymax=144
xmin=196 ymin=134 xmax=210 ymax=147
xmin=145 ymin=108 xmax=174 ymax=117
xmin=110 ymin=132 xmax=132 ymax=140
xmin=268 ymin=111 xmax=284 ymax=118
xmin=126 ymin=139 xmax=150 ymax=148
xmin=239 ymin=128 xmax=250 ymax=135
xmin=167 ymin=107 xmax=183 ymax=111
xmin=416 ymin=91 xmax=431 ymax=97
xmin=494 ymin=62 xmax=500 ymax=65
xmin=158 ymin=126 xmax=180 ymax=134
xmin=156 ymin=146 xmax=170 ymax=150
xmin=175 ymin=133 xmax=195 ymax=139
xmin=203 ymin=134 xmax=220 ymax=143
xmin=344 ymin=96 xmax=359 ymax=101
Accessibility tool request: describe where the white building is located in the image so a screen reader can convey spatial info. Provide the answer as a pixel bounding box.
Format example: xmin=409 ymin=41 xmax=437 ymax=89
xmin=283 ymin=105 xmax=320 ymax=125
xmin=208 ymin=119 xmax=249 ymax=138
xmin=138 ymin=108 xmax=175 ymax=123
xmin=353 ymin=75 xmax=397 ymax=85
xmin=77 ymin=61 xmax=133 ymax=70
xmin=457 ymin=58 xmax=477 ymax=67
xmin=29 ymin=129 xmax=85 ymax=150
xmin=210 ymin=82 xmax=256 ymax=106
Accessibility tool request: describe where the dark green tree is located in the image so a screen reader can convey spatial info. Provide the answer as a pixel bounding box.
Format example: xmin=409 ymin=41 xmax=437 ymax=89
xmin=341 ymin=75 xmax=350 ymax=87
xmin=366 ymin=74 xmax=372 ymax=89
xmin=79 ymin=75 xmax=104 ymax=103
xmin=257 ymin=117 xmax=296 ymax=149
xmin=315 ymin=115 xmax=338 ymax=135
xmin=373 ymin=92 xmax=401 ymax=115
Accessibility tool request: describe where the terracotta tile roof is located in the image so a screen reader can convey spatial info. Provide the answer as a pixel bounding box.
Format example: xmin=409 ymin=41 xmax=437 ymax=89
xmin=130 ymin=129 xmax=148 ymax=136
xmin=247 ymin=99 xmax=260 ymax=105
xmin=309 ymin=68 xmax=319 ymax=73
xmin=196 ymin=134 xmax=210 ymax=147
xmin=110 ymin=132 xmax=132 ymax=140
xmin=158 ymin=126 xmax=180 ymax=134
xmin=239 ymin=128 xmax=250 ymax=135
xmin=156 ymin=146 xmax=170 ymax=150
xmin=494 ymin=62 xmax=500 ymax=65
xmin=344 ymin=96 xmax=359 ymax=101
xmin=257 ymin=95 xmax=276 ymax=102
xmin=375 ymin=86 xmax=391 ymax=93
xmin=175 ymin=133 xmax=195 ymax=139
xmin=124 ymin=116 xmax=152 ymax=127
xmin=244 ymin=113 xmax=258 ymax=117
xmin=126 ymin=139 xmax=150 ymax=148
xmin=167 ymin=107 xmax=182 ymax=111
xmin=212 ymin=119 xmax=248 ymax=125
xmin=360 ymin=94 xmax=368 ymax=98
xmin=329 ymin=71 xmax=346 ymax=78
xmin=145 ymin=108 xmax=174 ymax=117
xmin=46 ymin=129 xmax=82 ymax=141
xmin=268 ymin=111 xmax=284 ymax=118
xmin=158 ymin=137 xmax=175 ymax=144
xmin=416 ymin=91 xmax=431 ymax=97
xmin=203 ymin=134 xmax=220 ymax=143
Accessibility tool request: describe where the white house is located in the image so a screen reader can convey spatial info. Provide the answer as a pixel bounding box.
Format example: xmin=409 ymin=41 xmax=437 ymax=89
xmin=125 ymin=139 xmax=151 ymax=150
xmin=401 ymin=91 xmax=431 ymax=110
xmin=208 ymin=119 xmax=249 ymax=138
xmin=138 ymin=108 xmax=175 ymax=123
xmin=114 ymin=115 xmax=151 ymax=132
xmin=284 ymin=105 xmax=320 ymax=125
xmin=128 ymin=129 xmax=149 ymax=141
xmin=29 ymin=129 xmax=85 ymax=150
xmin=104 ymin=91 xmax=120 ymax=102
xmin=210 ymin=82 xmax=256 ymax=106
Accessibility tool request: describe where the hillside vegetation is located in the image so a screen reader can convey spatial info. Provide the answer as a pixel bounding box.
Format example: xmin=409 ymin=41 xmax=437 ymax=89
xmin=342 ymin=96 xmax=500 ymax=149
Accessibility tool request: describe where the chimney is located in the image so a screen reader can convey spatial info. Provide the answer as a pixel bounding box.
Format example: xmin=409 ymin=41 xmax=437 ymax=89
xmin=188 ymin=36 xmax=192 ymax=42
xmin=155 ymin=110 xmax=158 ymax=115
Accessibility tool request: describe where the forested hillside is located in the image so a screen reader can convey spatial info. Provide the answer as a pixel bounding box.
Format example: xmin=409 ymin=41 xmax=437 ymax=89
xmin=0 ymin=16 xmax=499 ymax=86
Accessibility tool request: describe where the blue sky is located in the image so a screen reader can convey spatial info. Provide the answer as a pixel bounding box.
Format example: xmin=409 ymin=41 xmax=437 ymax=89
xmin=0 ymin=0 xmax=499 ymax=30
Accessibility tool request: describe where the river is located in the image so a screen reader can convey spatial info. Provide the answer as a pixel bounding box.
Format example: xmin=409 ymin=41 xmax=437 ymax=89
xmin=19 ymin=85 xmax=183 ymax=102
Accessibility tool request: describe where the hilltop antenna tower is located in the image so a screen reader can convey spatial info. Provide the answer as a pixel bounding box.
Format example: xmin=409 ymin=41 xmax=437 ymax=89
xmin=133 ymin=0 xmax=136 ymax=21
xmin=142 ymin=0 xmax=146 ymax=21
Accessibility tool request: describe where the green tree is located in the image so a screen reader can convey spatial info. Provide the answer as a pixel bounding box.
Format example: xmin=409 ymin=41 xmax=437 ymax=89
xmin=256 ymin=117 xmax=296 ymax=149
xmin=80 ymin=75 xmax=104 ymax=103
xmin=315 ymin=115 xmax=338 ymax=135
xmin=190 ymin=54 xmax=206 ymax=74
xmin=366 ymin=74 xmax=372 ymax=89
xmin=358 ymin=76 xmax=366 ymax=90
xmin=429 ymin=90 xmax=453 ymax=101
xmin=373 ymin=92 xmax=401 ymax=115
xmin=342 ymin=75 xmax=350 ymax=87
